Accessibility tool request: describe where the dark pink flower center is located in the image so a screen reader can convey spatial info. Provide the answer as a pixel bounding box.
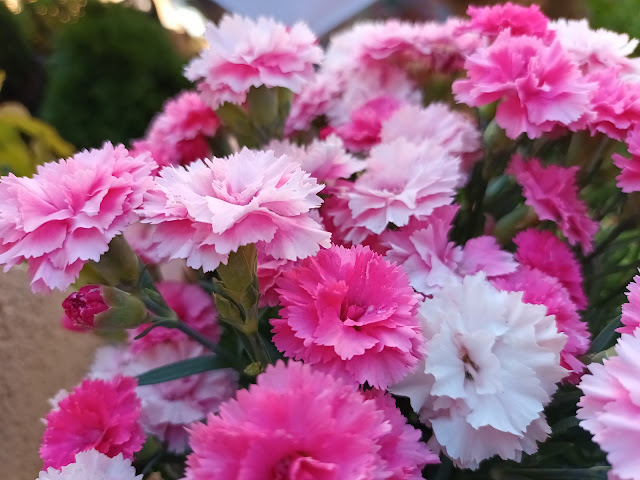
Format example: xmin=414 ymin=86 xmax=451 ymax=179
xmin=271 ymin=452 xmax=335 ymax=480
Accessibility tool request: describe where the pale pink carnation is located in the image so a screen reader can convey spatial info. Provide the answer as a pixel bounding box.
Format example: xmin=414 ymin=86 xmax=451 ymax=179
xmin=514 ymin=229 xmax=587 ymax=310
xmin=453 ymin=31 xmax=594 ymax=139
xmin=123 ymin=222 xmax=166 ymax=264
xmin=507 ymin=155 xmax=598 ymax=254
xmin=267 ymin=134 xmax=363 ymax=184
xmin=381 ymin=103 xmax=481 ymax=174
xmin=185 ymin=14 xmax=322 ymax=109
xmin=40 ymin=376 xmax=144 ymax=469
xmin=257 ymin=248 xmax=294 ymax=307
xmin=384 ymin=206 xmax=517 ymax=295
xmin=132 ymin=91 xmax=220 ymax=168
xmin=614 ymin=126 xmax=640 ymax=193
xmin=578 ymin=329 xmax=640 ymax=480
xmin=391 ymin=273 xmax=567 ymax=469
xmin=130 ymin=281 xmax=220 ymax=353
xmin=330 ymin=96 xmax=404 ymax=151
xmin=550 ymin=19 xmax=640 ymax=75
xmin=464 ymin=2 xmax=549 ymax=38
xmin=587 ymin=68 xmax=640 ymax=141
xmin=185 ymin=361 xmax=434 ymax=479
xmin=285 ymin=72 xmax=343 ymax=135
xmin=37 ymin=450 xmax=141 ymax=480
xmin=617 ymin=271 xmax=640 ymax=335
xmin=346 ymin=138 xmax=461 ymax=234
xmin=273 ymin=245 xmax=424 ymax=389
xmin=138 ymin=148 xmax=331 ymax=272
xmin=0 ymin=142 xmax=154 ymax=292
xmin=492 ymin=266 xmax=590 ymax=380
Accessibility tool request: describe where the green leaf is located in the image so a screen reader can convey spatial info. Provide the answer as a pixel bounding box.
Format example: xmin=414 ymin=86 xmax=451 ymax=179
xmin=589 ymin=314 xmax=621 ymax=353
xmin=137 ymin=354 xmax=229 ymax=386
xmin=497 ymin=467 xmax=609 ymax=480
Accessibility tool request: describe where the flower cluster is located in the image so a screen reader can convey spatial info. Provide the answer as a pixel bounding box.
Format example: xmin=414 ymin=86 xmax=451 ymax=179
xmin=3 ymin=4 xmax=640 ymax=480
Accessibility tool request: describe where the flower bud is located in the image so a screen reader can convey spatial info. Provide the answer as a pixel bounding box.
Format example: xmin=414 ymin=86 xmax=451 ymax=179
xmin=62 ymin=285 xmax=147 ymax=330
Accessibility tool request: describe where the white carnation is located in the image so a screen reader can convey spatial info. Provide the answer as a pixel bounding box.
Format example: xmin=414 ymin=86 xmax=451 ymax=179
xmin=37 ymin=450 xmax=141 ymax=480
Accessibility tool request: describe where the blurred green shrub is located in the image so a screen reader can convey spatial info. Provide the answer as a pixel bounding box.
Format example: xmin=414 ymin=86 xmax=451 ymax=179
xmin=40 ymin=2 xmax=190 ymax=149
xmin=587 ymin=0 xmax=640 ymax=46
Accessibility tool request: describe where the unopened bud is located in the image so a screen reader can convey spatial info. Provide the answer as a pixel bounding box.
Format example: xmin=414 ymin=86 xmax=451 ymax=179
xmin=62 ymin=285 xmax=108 ymax=329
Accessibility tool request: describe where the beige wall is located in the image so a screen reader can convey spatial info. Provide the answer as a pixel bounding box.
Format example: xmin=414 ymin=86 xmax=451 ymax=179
xmin=0 ymin=268 xmax=103 ymax=480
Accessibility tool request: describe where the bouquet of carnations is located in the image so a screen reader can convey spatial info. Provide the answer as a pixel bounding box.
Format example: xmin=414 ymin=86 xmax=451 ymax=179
xmin=5 ymin=2 xmax=640 ymax=479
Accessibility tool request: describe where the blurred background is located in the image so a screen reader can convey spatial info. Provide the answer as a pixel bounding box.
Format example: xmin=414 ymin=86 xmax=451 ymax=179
xmin=0 ymin=0 xmax=637 ymax=478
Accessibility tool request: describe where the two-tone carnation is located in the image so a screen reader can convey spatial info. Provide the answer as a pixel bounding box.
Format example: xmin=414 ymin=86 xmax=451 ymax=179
xmin=273 ymin=245 xmax=424 ymax=389
xmin=0 ymin=142 xmax=154 ymax=292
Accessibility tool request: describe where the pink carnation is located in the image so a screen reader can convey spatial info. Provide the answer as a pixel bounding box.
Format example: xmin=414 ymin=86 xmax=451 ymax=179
xmin=617 ymin=271 xmax=640 ymax=335
xmin=267 ymin=134 xmax=363 ymax=184
xmin=587 ymin=68 xmax=640 ymax=141
xmin=123 ymin=222 xmax=165 ymax=264
xmin=130 ymin=281 xmax=220 ymax=353
xmin=507 ymin=155 xmax=598 ymax=254
xmin=285 ymin=72 xmax=342 ymax=135
xmin=40 ymin=376 xmax=144 ymax=469
xmin=578 ymin=330 xmax=640 ymax=480
xmin=453 ymin=31 xmax=594 ymax=139
xmin=614 ymin=126 xmax=640 ymax=193
xmin=0 ymin=142 xmax=154 ymax=292
xmin=550 ymin=19 xmax=640 ymax=75
xmin=185 ymin=361 xmax=434 ymax=479
xmin=331 ymin=96 xmax=403 ymax=151
xmin=465 ymin=2 xmax=549 ymax=38
xmin=273 ymin=245 xmax=424 ymax=389
xmin=384 ymin=206 xmax=516 ymax=295
xmin=381 ymin=103 xmax=481 ymax=174
xmin=492 ymin=266 xmax=589 ymax=380
xmin=514 ymin=229 xmax=587 ymax=310
xmin=257 ymin=248 xmax=294 ymax=307
xmin=132 ymin=91 xmax=220 ymax=168
xmin=185 ymin=14 xmax=322 ymax=109
xmin=138 ymin=148 xmax=331 ymax=272
xmin=346 ymin=138 xmax=461 ymax=234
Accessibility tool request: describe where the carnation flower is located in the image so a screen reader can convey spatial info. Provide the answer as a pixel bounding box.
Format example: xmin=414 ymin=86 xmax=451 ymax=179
xmin=345 ymin=138 xmax=461 ymax=234
xmin=383 ymin=206 xmax=516 ymax=295
xmin=184 ymin=361 xmax=434 ymax=480
xmin=381 ymin=103 xmax=481 ymax=173
xmin=40 ymin=376 xmax=144 ymax=469
xmin=185 ymin=14 xmax=322 ymax=109
xmin=465 ymin=2 xmax=549 ymax=38
xmin=330 ymin=96 xmax=403 ymax=151
xmin=617 ymin=271 xmax=640 ymax=335
xmin=514 ymin=229 xmax=587 ymax=310
xmin=130 ymin=281 xmax=220 ymax=353
xmin=578 ymin=329 xmax=640 ymax=480
xmin=123 ymin=222 xmax=165 ymax=264
xmin=138 ymin=148 xmax=331 ymax=272
xmin=0 ymin=142 xmax=154 ymax=292
xmin=267 ymin=134 xmax=363 ymax=184
xmin=493 ymin=266 xmax=589 ymax=380
xmin=285 ymin=72 xmax=342 ymax=135
xmin=37 ymin=450 xmax=141 ymax=480
xmin=550 ymin=19 xmax=640 ymax=75
xmin=272 ymin=245 xmax=424 ymax=389
xmin=586 ymin=68 xmax=640 ymax=141
xmin=132 ymin=91 xmax=220 ymax=167
xmin=507 ymin=155 xmax=598 ymax=254
xmin=256 ymin=248 xmax=293 ymax=307
xmin=614 ymin=126 xmax=640 ymax=193
xmin=391 ymin=273 xmax=567 ymax=469
xmin=453 ymin=31 xmax=594 ymax=139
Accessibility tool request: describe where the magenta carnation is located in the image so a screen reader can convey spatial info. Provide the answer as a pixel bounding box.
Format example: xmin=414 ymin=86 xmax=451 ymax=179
xmin=138 ymin=148 xmax=331 ymax=272
xmin=62 ymin=285 xmax=109 ymax=330
xmin=465 ymin=2 xmax=549 ymax=38
xmin=381 ymin=103 xmax=481 ymax=174
xmin=40 ymin=376 xmax=144 ymax=469
xmin=514 ymin=229 xmax=587 ymax=310
xmin=453 ymin=31 xmax=594 ymax=139
xmin=273 ymin=245 xmax=424 ymax=389
xmin=185 ymin=14 xmax=322 ymax=109
xmin=578 ymin=330 xmax=640 ymax=480
xmin=184 ymin=361 xmax=433 ymax=479
xmin=617 ymin=271 xmax=640 ymax=335
xmin=613 ymin=126 xmax=640 ymax=193
xmin=492 ymin=266 xmax=589 ymax=379
xmin=130 ymin=281 xmax=220 ymax=353
xmin=133 ymin=91 xmax=220 ymax=168
xmin=507 ymin=155 xmax=598 ymax=254
xmin=0 ymin=143 xmax=154 ymax=292
xmin=346 ymin=138 xmax=461 ymax=234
